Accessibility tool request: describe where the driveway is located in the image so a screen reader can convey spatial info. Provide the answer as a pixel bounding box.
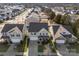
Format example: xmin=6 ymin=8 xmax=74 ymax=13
xmin=28 ymin=40 xmax=38 ymax=56
xmin=4 ymin=44 xmax=15 ymax=56
xmin=56 ymin=44 xmax=69 ymax=56
xmin=56 ymin=44 xmax=79 ymax=56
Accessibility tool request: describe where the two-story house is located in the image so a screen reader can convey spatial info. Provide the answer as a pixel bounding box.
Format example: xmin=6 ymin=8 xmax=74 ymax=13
xmin=26 ymin=12 xmax=40 ymax=24
xmin=1 ymin=24 xmax=24 ymax=44
xmin=49 ymin=24 xmax=77 ymax=44
xmin=28 ymin=22 xmax=49 ymax=44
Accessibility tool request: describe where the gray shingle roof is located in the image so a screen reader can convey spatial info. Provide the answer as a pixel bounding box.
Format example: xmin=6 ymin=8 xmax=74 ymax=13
xmin=52 ymin=25 xmax=60 ymax=35
xmin=52 ymin=25 xmax=74 ymax=35
xmin=29 ymin=22 xmax=48 ymax=32
xmin=1 ymin=24 xmax=24 ymax=32
xmin=63 ymin=25 xmax=74 ymax=34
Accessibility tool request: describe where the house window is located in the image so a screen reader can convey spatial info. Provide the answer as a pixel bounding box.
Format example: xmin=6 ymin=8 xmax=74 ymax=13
xmin=43 ymin=33 xmax=44 ymax=35
xmin=16 ymin=34 xmax=20 ymax=37
xmin=40 ymin=33 xmax=41 ymax=35
xmin=40 ymin=33 xmax=45 ymax=36
xmin=34 ymin=33 xmax=36 ymax=35
xmin=11 ymin=34 xmax=14 ymax=37
xmin=3 ymin=33 xmax=6 ymax=36
xmin=46 ymin=33 xmax=48 ymax=35
xmin=31 ymin=32 xmax=36 ymax=35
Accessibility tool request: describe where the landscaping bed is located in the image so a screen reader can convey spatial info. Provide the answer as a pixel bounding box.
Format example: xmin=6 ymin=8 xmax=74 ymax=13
xmin=38 ymin=45 xmax=45 ymax=52
xmin=15 ymin=36 xmax=28 ymax=52
xmin=48 ymin=39 xmax=56 ymax=53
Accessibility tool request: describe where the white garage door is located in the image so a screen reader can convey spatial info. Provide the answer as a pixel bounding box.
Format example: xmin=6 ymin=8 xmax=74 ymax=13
xmin=56 ymin=40 xmax=65 ymax=44
xmin=11 ymin=39 xmax=21 ymax=43
xmin=30 ymin=37 xmax=38 ymax=40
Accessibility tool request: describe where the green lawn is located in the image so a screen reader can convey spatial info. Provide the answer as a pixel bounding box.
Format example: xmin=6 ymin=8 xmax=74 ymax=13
xmin=0 ymin=20 xmax=3 ymax=24
xmin=67 ymin=43 xmax=79 ymax=53
xmin=38 ymin=45 xmax=45 ymax=52
xmin=0 ymin=44 xmax=10 ymax=52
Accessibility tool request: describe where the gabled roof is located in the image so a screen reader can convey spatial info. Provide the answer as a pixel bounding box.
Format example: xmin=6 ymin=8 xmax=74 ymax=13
xmin=52 ymin=25 xmax=60 ymax=35
xmin=63 ymin=25 xmax=74 ymax=34
xmin=1 ymin=24 xmax=24 ymax=32
xmin=29 ymin=22 xmax=48 ymax=32
xmin=26 ymin=12 xmax=40 ymax=21
xmin=52 ymin=24 xmax=74 ymax=35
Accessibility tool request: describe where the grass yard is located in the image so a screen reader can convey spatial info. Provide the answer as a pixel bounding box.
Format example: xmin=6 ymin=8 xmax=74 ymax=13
xmin=38 ymin=45 xmax=45 ymax=52
xmin=0 ymin=44 xmax=10 ymax=52
xmin=67 ymin=43 xmax=79 ymax=53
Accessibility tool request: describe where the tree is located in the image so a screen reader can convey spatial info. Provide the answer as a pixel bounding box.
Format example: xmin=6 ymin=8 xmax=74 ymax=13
xmin=44 ymin=8 xmax=52 ymax=14
xmin=73 ymin=19 xmax=79 ymax=37
xmin=60 ymin=14 xmax=71 ymax=25
xmin=42 ymin=7 xmax=56 ymax=20
xmin=54 ymin=14 xmax=62 ymax=24
xmin=48 ymin=11 xmax=55 ymax=20
xmin=0 ymin=20 xmax=3 ymax=24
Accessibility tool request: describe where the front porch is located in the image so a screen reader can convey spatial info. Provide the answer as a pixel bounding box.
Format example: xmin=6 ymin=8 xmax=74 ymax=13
xmin=38 ymin=36 xmax=49 ymax=45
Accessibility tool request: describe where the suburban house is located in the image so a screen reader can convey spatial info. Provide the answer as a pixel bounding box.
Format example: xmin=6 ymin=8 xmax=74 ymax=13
xmin=28 ymin=22 xmax=50 ymax=44
xmin=49 ymin=24 xmax=77 ymax=44
xmin=51 ymin=7 xmax=65 ymax=15
xmin=39 ymin=12 xmax=49 ymax=23
xmin=39 ymin=12 xmax=49 ymax=19
xmin=0 ymin=9 xmax=7 ymax=20
xmin=69 ymin=15 xmax=79 ymax=23
xmin=33 ymin=6 xmax=42 ymax=14
xmin=1 ymin=24 xmax=24 ymax=44
xmin=26 ymin=12 xmax=41 ymax=25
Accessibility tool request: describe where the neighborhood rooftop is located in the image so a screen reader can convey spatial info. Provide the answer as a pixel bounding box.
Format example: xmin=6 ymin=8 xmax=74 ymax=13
xmin=52 ymin=24 xmax=74 ymax=35
xmin=1 ymin=24 xmax=24 ymax=32
xmin=28 ymin=22 xmax=48 ymax=32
